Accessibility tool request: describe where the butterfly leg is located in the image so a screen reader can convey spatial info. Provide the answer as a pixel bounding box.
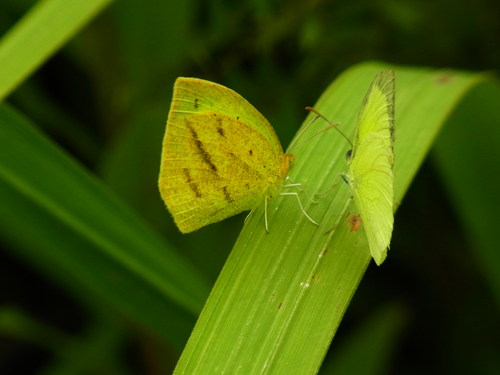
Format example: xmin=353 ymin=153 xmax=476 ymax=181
xmin=244 ymin=209 xmax=255 ymax=224
xmin=283 ymin=176 xmax=318 ymax=204
xmin=340 ymin=173 xmax=349 ymax=184
xmin=264 ymin=195 xmax=269 ymax=233
xmin=279 ymin=191 xmax=319 ymax=226
xmin=313 ymin=176 xmax=343 ymax=199
xmin=244 ymin=204 xmax=270 ymax=232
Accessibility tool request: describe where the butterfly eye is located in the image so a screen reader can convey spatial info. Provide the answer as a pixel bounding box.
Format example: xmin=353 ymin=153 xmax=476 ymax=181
xmin=345 ymin=149 xmax=352 ymax=161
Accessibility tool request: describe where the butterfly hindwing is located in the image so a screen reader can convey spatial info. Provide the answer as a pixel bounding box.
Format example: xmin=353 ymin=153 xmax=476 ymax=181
xmin=348 ymin=70 xmax=395 ymax=265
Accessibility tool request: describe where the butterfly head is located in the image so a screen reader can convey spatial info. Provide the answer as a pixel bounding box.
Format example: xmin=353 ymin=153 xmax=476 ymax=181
xmin=282 ymin=153 xmax=295 ymax=174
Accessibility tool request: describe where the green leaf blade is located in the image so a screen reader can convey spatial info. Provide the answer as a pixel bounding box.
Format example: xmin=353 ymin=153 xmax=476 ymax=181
xmin=0 ymin=0 xmax=113 ymax=100
xmin=0 ymin=103 xmax=210 ymax=346
xmin=173 ymin=62 xmax=485 ymax=374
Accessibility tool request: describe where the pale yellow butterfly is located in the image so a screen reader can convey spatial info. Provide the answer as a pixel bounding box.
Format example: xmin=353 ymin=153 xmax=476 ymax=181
xmin=346 ymin=70 xmax=395 ymax=265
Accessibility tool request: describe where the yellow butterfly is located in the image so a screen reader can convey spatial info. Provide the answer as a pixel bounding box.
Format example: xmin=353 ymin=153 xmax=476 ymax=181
xmin=158 ymin=78 xmax=314 ymax=233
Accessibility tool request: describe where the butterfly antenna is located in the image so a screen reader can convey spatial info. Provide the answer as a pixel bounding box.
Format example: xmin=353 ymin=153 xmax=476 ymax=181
xmin=305 ymin=107 xmax=353 ymax=148
xmin=287 ymin=110 xmax=323 ymax=152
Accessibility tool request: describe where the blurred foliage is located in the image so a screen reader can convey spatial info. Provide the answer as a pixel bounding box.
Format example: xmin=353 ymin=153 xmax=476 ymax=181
xmin=0 ymin=0 xmax=498 ymax=374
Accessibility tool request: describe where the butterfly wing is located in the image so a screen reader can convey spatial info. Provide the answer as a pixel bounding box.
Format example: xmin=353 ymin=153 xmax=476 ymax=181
xmin=169 ymin=78 xmax=284 ymax=156
xmin=159 ymin=78 xmax=291 ymax=233
xmin=348 ymin=70 xmax=395 ymax=265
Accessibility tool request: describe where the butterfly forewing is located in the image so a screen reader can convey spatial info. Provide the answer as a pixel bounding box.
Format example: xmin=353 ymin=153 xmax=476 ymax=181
xmin=171 ymin=78 xmax=283 ymax=156
xmin=159 ymin=78 xmax=291 ymax=233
